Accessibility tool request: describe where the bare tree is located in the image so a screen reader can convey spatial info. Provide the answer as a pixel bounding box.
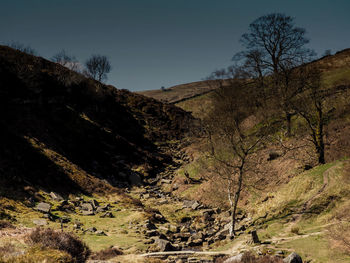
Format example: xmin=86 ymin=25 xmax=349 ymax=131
xmin=52 ymin=49 xmax=81 ymax=72
xmin=84 ymin=55 xmax=111 ymax=82
xmin=291 ymin=65 xmax=349 ymax=164
xmin=237 ymin=13 xmax=315 ymax=136
xmin=7 ymin=41 xmax=37 ymax=55
xmin=203 ymin=68 xmax=274 ymax=237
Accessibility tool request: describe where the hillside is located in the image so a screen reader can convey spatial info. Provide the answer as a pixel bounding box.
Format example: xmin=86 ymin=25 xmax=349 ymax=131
xmin=1 ymin=46 xmax=350 ymax=263
xmin=175 ymin=49 xmax=350 ymax=119
xmin=0 ymin=45 xmax=193 ymax=196
xmin=137 ymin=80 xmax=218 ymax=104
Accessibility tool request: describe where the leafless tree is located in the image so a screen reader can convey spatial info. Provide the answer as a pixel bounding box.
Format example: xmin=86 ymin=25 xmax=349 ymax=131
xmin=291 ymin=65 xmax=349 ymax=164
xmin=84 ymin=55 xmax=111 ymax=82
xmin=7 ymin=41 xmax=37 ymax=55
xmin=203 ymin=68 xmax=275 ymax=237
xmin=236 ymin=13 xmax=315 ymax=136
xmin=51 ymin=49 xmax=81 ymax=72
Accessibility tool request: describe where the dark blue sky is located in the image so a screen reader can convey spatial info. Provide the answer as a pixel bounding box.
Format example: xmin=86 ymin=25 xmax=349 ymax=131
xmin=1 ymin=0 xmax=349 ymax=91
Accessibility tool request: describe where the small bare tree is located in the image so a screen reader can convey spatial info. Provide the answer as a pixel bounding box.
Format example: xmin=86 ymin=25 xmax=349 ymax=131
xmin=52 ymin=49 xmax=81 ymax=72
xmin=7 ymin=41 xmax=37 ymax=55
xmin=203 ymin=68 xmax=274 ymax=237
xmin=291 ymin=65 xmax=349 ymax=164
xmin=84 ymin=55 xmax=111 ymax=82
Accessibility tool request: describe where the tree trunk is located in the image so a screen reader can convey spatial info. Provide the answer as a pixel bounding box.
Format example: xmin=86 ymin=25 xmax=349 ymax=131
xmin=229 ymin=168 xmax=244 ymax=238
xmin=316 ymin=106 xmax=325 ymax=164
xmin=286 ymin=112 xmax=292 ymax=137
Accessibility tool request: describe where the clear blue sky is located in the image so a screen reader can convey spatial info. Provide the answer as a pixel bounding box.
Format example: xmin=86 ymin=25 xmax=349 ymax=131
xmin=1 ymin=0 xmax=349 ymax=91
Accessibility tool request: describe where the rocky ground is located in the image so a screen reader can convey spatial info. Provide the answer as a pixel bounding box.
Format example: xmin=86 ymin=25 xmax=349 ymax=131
xmin=0 ymin=143 xmax=314 ymax=263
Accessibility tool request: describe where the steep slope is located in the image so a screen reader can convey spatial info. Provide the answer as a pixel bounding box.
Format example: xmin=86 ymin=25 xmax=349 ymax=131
xmin=0 ymin=46 xmax=193 ymax=196
xmin=137 ymin=80 xmax=217 ymax=104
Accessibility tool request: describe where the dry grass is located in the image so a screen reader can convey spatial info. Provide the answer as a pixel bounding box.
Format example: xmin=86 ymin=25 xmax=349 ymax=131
xmin=89 ymin=246 xmax=123 ymax=260
xmin=215 ymin=252 xmax=283 ymax=263
xmin=0 ymin=220 xmax=14 ymax=230
xmin=26 ymin=227 xmax=90 ymax=262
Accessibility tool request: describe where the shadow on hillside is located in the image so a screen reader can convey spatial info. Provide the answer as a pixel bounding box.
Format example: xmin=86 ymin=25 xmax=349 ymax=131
xmin=0 ymin=127 xmax=85 ymax=200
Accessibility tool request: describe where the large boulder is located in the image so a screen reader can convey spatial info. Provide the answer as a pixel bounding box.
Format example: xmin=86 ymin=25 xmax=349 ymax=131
xmin=90 ymin=199 xmax=99 ymax=209
xmin=154 ymin=238 xmax=175 ymax=252
xmin=81 ymin=203 xmax=94 ymax=211
xmin=35 ymin=202 xmax=51 ymax=213
xmin=223 ymin=253 xmax=244 ymax=263
xmin=50 ymin=192 xmax=64 ymax=201
xmin=283 ymin=252 xmax=302 ymax=263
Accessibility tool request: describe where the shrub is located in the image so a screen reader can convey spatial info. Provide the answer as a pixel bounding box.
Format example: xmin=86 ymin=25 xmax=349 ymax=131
xmin=26 ymin=228 xmax=90 ymax=262
xmin=0 ymin=220 xmax=14 ymax=229
xmin=290 ymin=226 xmax=300 ymax=235
xmin=89 ymin=246 xmax=123 ymax=260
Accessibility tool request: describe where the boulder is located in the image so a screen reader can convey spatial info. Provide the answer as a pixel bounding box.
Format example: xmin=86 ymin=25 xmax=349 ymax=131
xmin=81 ymin=203 xmax=94 ymax=211
xmin=154 ymin=238 xmax=174 ymax=252
xmin=145 ymin=230 xmax=159 ymax=237
xmin=186 ymin=236 xmax=203 ymax=246
xmin=90 ymin=199 xmax=99 ymax=209
xmin=82 ymin=210 xmax=94 ymax=216
xmin=95 ymin=230 xmax=107 ymax=236
xmin=35 ymin=202 xmax=51 ymax=213
xmin=33 ymin=219 xmax=47 ymax=226
xmin=50 ymin=192 xmax=64 ymax=201
xmin=191 ymin=201 xmax=200 ymax=210
xmin=86 ymin=227 xmax=97 ymax=233
xmin=214 ymin=228 xmax=229 ymax=241
xmin=100 ymin=212 xmax=114 ymax=218
xmin=251 ymin=230 xmax=260 ymax=244
xmin=169 ymin=224 xmax=179 ymax=233
xmin=224 ymin=253 xmax=244 ymax=263
xmin=283 ymin=252 xmax=302 ymax=263
xmin=183 ymin=200 xmax=197 ymax=208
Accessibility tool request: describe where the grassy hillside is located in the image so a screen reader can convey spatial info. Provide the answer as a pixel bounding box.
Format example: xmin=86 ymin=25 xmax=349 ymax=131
xmin=175 ymin=49 xmax=350 ymax=119
xmin=137 ymin=80 xmax=218 ymax=104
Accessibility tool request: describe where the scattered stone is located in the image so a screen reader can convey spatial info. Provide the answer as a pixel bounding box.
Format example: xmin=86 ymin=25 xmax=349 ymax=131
xmin=142 ymin=193 xmax=150 ymax=199
xmin=100 ymin=212 xmax=114 ymax=218
xmin=251 ymin=229 xmax=260 ymax=244
xmin=153 ymin=238 xmax=174 ymax=252
xmin=283 ymin=252 xmax=302 ymax=263
xmin=160 ymin=179 xmax=172 ymax=184
xmin=183 ymin=200 xmax=197 ymax=208
xmin=90 ymin=199 xmax=99 ymax=209
xmin=145 ymin=230 xmax=159 ymax=237
xmin=186 ymin=236 xmax=203 ymax=246
xmin=224 ymin=253 xmax=244 ymax=263
xmin=50 ymin=192 xmax=64 ymax=201
xmin=26 ymin=197 xmax=36 ymax=207
xmin=191 ymin=201 xmax=200 ymax=210
xmin=73 ymin=222 xmax=83 ymax=229
xmin=145 ymin=221 xmax=157 ymax=230
xmin=35 ymin=202 xmax=51 ymax=213
xmin=82 ymin=210 xmax=94 ymax=216
xmin=33 ymin=219 xmax=47 ymax=226
xmin=81 ymin=203 xmax=94 ymax=211
xmin=169 ymin=224 xmax=179 ymax=233
xmin=86 ymin=227 xmax=97 ymax=233
xmin=95 ymin=230 xmax=107 ymax=236
xmin=144 ymin=239 xmax=155 ymax=244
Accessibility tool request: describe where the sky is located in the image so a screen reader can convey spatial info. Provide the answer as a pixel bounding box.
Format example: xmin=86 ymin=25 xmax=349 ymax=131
xmin=1 ymin=0 xmax=349 ymax=91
